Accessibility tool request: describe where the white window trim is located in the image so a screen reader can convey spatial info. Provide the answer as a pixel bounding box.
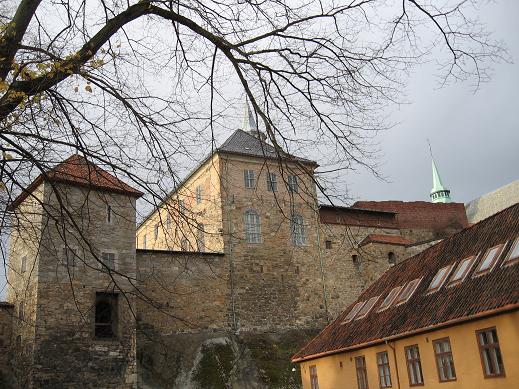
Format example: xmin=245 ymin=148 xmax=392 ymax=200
xmin=377 ymin=285 xmax=403 ymax=312
xmin=355 ymin=295 xmax=380 ymax=320
xmin=244 ymin=209 xmax=262 ymax=244
xmin=473 ymin=244 xmax=504 ymax=278
xmin=62 ymin=245 xmax=79 ymax=267
xmin=447 ymin=256 xmax=477 ymax=287
xmin=394 ymin=277 xmax=423 ymax=306
xmin=502 ymin=237 xmax=519 ymax=267
xmin=426 ymin=264 xmax=455 ymax=294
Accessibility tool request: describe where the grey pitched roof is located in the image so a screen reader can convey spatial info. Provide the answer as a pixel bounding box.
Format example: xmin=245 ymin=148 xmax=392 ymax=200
xmin=218 ymin=129 xmax=316 ymax=164
xmin=137 ymin=129 xmax=316 ymax=228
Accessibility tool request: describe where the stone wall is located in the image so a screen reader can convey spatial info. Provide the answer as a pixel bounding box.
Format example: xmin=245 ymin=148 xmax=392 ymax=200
xmin=0 ymin=303 xmax=14 ymax=387
xmin=8 ymin=182 xmax=138 ymax=388
xmin=136 ymin=250 xmax=228 ymax=334
xmin=465 ymin=180 xmax=519 ymax=224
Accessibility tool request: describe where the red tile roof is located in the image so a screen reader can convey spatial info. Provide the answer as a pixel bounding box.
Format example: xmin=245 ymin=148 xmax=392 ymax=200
xmin=293 ymin=202 xmax=519 ymax=362
xmin=8 ymin=155 xmax=143 ymax=210
xmin=359 ymin=234 xmax=411 ymax=247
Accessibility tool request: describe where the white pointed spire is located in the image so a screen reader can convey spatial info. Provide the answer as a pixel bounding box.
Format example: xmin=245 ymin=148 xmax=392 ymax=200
xmin=428 ymin=140 xmax=451 ymax=203
xmin=242 ymin=97 xmax=257 ymax=132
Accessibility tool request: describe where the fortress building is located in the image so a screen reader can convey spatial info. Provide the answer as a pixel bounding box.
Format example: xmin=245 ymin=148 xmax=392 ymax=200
xmin=0 ymin=108 xmax=469 ymax=388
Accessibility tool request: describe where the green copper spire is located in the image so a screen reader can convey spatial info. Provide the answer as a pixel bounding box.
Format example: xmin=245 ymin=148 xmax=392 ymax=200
xmin=430 ymin=158 xmax=451 ymax=203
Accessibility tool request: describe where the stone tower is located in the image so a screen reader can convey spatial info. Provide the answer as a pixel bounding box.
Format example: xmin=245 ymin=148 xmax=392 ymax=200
xmin=6 ymin=155 xmax=142 ymax=388
xmin=430 ymin=158 xmax=452 ymax=203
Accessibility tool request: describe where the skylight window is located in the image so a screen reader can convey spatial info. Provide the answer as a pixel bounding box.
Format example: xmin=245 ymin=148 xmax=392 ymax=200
xmin=474 ymin=244 xmax=504 ymax=276
xmin=447 ymin=256 xmax=476 ymax=286
xmin=502 ymin=237 xmax=519 ymax=267
xmin=394 ymin=278 xmax=422 ymax=305
xmin=355 ymin=296 xmax=380 ymax=320
xmin=342 ymin=301 xmax=366 ymax=324
xmin=427 ymin=264 xmax=454 ymax=293
xmin=377 ymin=286 xmax=403 ymax=312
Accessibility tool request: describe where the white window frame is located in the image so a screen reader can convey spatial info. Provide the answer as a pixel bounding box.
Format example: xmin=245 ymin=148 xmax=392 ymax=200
xmin=377 ymin=285 xmax=403 ymax=312
xmin=244 ymin=170 xmax=255 ymax=189
xmin=62 ymin=246 xmax=78 ymax=267
xmin=503 ymin=237 xmax=519 ymax=267
xmin=394 ymin=277 xmax=422 ymax=306
xmin=427 ymin=264 xmax=455 ymax=294
xmin=355 ymin=295 xmax=380 ymax=320
xmin=474 ymin=244 xmax=504 ymax=277
xmin=244 ymin=209 xmax=262 ymax=244
xmin=267 ymin=172 xmax=277 ymax=192
xmin=447 ymin=256 xmax=476 ymax=287
xmin=291 ymin=214 xmax=307 ymax=246
xmin=287 ymin=175 xmax=298 ymax=193
xmin=342 ymin=301 xmax=366 ymax=324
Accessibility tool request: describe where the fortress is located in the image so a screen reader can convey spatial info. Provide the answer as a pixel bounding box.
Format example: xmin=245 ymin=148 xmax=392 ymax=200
xmin=0 ymin=118 xmax=469 ymax=388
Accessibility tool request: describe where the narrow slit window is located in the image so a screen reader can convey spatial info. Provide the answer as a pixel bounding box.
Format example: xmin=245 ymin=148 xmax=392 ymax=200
xmin=448 ymin=256 xmax=476 ymax=286
xmin=154 ymin=223 xmax=159 ymax=240
xmin=433 ymin=338 xmax=456 ymax=382
xmin=342 ymin=301 xmax=366 ymax=324
xmin=474 ymin=245 xmax=504 ymax=276
xmin=377 ymin=351 xmax=392 ymax=388
xmin=142 ymin=235 xmax=147 ymax=249
xmin=503 ymin=237 xmax=519 ymax=267
xmin=196 ymin=185 xmax=203 ymax=204
xmin=355 ymin=295 xmax=380 ymax=320
xmin=197 ymin=223 xmax=205 ymax=252
xmin=427 ymin=264 xmax=454 ymax=293
xmin=21 ymin=256 xmax=27 ymax=273
xmin=476 ymin=327 xmax=505 ymax=378
xmin=394 ymin=278 xmax=421 ymax=305
xmin=405 ymin=345 xmax=424 ymax=386
xmin=325 ymin=240 xmax=332 ymax=249
xmin=106 ymin=204 xmax=113 ymax=224
xmin=166 ymin=213 xmax=171 ymax=230
xmin=378 ymin=286 xmax=403 ymax=312
xmin=355 ymin=356 xmax=369 ymax=389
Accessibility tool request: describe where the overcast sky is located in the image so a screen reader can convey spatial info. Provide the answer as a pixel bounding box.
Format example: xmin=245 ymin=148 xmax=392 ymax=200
xmin=343 ymin=1 xmax=519 ymax=204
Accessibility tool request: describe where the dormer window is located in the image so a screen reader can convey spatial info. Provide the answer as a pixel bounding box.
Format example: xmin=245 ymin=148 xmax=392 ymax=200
xmin=474 ymin=244 xmax=504 ymax=277
xmin=427 ymin=264 xmax=454 ymax=293
xmin=447 ymin=256 xmax=476 ymax=286
xmin=394 ymin=278 xmax=421 ymax=305
xmin=355 ymin=295 xmax=380 ymax=320
xmin=502 ymin=237 xmax=519 ymax=267
xmin=106 ymin=205 xmax=113 ymax=224
xmin=342 ymin=301 xmax=366 ymax=324
xmin=377 ymin=286 xmax=403 ymax=312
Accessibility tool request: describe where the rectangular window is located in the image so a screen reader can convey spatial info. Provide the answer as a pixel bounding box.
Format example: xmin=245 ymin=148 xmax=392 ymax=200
xmin=154 ymin=223 xmax=159 ymax=240
xmin=377 ymin=286 xmax=403 ymax=312
xmin=325 ymin=240 xmax=332 ymax=249
xmin=343 ymin=301 xmax=365 ymax=324
xmin=474 ymin=245 xmax=504 ymax=276
xmin=377 ymin=351 xmax=392 ymax=388
xmin=166 ymin=213 xmax=171 ymax=230
xmin=101 ymin=252 xmax=116 ymax=270
xmin=19 ymin=301 xmax=25 ymax=321
xmin=244 ymin=210 xmax=262 ymax=243
xmin=355 ymin=295 xmax=380 ymax=320
xmin=62 ymin=247 xmax=77 ymax=267
xmin=95 ymin=293 xmax=118 ymax=338
xmin=106 ymin=204 xmax=113 ymax=224
xmin=394 ymin=278 xmax=421 ymax=305
xmin=267 ymin=172 xmax=277 ymax=192
xmin=503 ymin=237 xmax=519 ymax=267
xmin=309 ymin=365 xmax=319 ymax=389
xmin=196 ymin=185 xmax=203 ymax=204
xmin=21 ymin=256 xmax=27 ymax=273
xmin=180 ymin=238 xmax=189 ymax=251
xmin=433 ymin=338 xmax=456 ymax=382
xmin=405 ymin=345 xmax=424 ymax=386
xmin=291 ymin=214 xmax=306 ymax=246
xmin=244 ymin=170 xmax=255 ymax=188
xmin=355 ymin=356 xmax=369 ymax=389
xmin=142 ymin=235 xmax=147 ymax=249
xmin=476 ymin=327 xmax=505 ymax=378
xmin=448 ymin=256 xmax=476 ymax=286
xmin=427 ymin=264 xmax=454 ymax=293
xmin=178 ymin=199 xmax=185 ymax=214
xmin=287 ymin=175 xmax=298 ymax=193
xmin=197 ymin=223 xmax=205 ymax=252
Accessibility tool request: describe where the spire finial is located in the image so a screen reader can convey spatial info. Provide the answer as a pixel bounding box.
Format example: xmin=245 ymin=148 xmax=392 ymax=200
xmin=242 ymin=95 xmax=257 ymax=132
xmin=428 ymin=140 xmax=452 ymax=203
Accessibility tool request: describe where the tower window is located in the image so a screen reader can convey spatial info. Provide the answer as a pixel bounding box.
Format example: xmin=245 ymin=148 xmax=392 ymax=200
xmin=244 ymin=170 xmax=255 ymax=188
xmin=325 ymin=240 xmax=332 ymax=249
xmin=154 ymin=223 xmax=159 ymax=240
xmin=244 ymin=210 xmax=262 ymax=243
xmin=101 ymin=252 xmax=116 ymax=270
xmin=95 ymin=293 xmax=118 ymax=338
xmin=21 ymin=256 xmax=27 ymax=273
xmin=106 ymin=204 xmax=113 ymax=224
xmin=62 ymin=247 xmax=77 ymax=267
xmin=352 ymin=254 xmax=359 ymax=264
xmin=19 ymin=301 xmax=25 ymax=321
xmin=287 ymin=175 xmax=298 ymax=193
xmin=388 ymin=252 xmax=396 ymax=265
xmin=196 ymin=185 xmax=203 ymax=204
xmin=267 ymin=172 xmax=277 ymax=192
xmin=291 ymin=214 xmax=306 ymax=246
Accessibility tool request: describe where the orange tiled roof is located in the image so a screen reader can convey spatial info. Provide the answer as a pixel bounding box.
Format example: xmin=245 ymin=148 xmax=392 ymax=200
xmin=293 ymin=202 xmax=519 ymax=362
xmin=8 ymin=155 xmax=143 ymax=210
xmin=359 ymin=234 xmax=410 ymax=247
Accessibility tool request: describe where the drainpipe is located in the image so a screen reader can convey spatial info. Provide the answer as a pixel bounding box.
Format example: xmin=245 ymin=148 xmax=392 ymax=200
xmin=223 ymin=158 xmax=237 ymax=330
xmin=386 ymin=340 xmax=401 ymax=389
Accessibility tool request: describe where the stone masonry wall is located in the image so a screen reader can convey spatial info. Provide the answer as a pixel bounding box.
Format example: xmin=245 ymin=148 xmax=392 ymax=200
xmin=29 ymin=183 xmax=138 ymax=388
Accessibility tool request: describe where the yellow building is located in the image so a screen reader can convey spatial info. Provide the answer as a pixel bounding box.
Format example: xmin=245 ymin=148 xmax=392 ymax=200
xmin=293 ymin=203 xmax=519 ymax=389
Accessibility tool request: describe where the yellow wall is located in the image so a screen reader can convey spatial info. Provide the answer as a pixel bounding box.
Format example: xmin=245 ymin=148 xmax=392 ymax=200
xmin=299 ymin=311 xmax=519 ymax=389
